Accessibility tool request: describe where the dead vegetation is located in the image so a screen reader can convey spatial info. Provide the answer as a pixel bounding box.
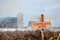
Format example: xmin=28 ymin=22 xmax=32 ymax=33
xmin=0 ymin=30 xmax=60 ymax=40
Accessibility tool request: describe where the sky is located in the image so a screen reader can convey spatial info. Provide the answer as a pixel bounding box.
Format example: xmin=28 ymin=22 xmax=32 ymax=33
xmin=0 ymin=0 xmax=60 ymax=27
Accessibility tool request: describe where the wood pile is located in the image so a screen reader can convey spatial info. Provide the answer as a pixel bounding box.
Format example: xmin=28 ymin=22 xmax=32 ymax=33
xmin=0 ymin=30 xmax=60 ymax=40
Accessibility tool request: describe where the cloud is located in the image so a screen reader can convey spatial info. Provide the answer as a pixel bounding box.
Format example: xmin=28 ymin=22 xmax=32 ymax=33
xmin=44 ymin=3 xmax=60 ymax=10
xmin=0 ymin=0 xmax=18 ymax=17
xmin=0 ymin=4 xmax=17 ymax=17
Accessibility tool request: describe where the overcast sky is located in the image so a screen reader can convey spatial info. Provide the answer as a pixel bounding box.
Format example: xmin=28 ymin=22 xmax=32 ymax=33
xmin=0 ymin=0 xmax=60 ymax=27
